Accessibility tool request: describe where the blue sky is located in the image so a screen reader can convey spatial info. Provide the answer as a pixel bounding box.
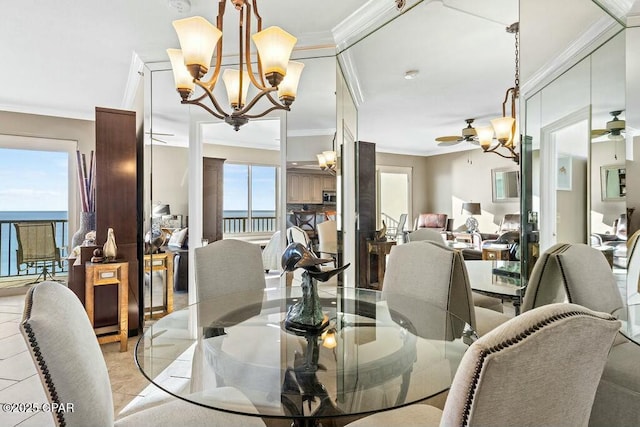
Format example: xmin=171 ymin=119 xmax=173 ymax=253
xmin=224 ymin=164 xmax=276 ymax=212
xmin=0 ymin=148 xmax=68 ymax=211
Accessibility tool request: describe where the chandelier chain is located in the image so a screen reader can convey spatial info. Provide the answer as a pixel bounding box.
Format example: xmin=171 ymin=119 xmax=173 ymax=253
xmin=514 ymin=28 xmax=519 ymax=89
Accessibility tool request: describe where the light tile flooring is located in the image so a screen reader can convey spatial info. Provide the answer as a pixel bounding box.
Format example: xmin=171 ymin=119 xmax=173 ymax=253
xmin=0 ymin=288 xmax=190 ymax=427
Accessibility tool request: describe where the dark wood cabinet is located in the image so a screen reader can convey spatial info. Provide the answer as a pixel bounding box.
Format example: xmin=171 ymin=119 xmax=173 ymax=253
xmin=355 ymin=141 xmax=377 ymax=288
xmin=203 ymin=157 xmax=225 ymax=243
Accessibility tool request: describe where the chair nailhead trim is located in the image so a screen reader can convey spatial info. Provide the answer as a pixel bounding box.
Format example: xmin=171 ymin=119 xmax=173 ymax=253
xmin=460 ymin=310 xmax=616 ymax=426
xmin=21 ymin=287 xmax=66 ymax=427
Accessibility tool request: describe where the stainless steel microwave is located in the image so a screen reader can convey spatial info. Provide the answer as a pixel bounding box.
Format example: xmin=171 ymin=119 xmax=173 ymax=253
xmin=322 ymin=190 xmax=337 ymax=205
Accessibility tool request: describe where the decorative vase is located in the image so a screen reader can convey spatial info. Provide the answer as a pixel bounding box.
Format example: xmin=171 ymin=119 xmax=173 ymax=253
xmin=71 ymin=211 xmax=96 ymax=249
xmin=103 ymin=228 xmax=118 ymax=261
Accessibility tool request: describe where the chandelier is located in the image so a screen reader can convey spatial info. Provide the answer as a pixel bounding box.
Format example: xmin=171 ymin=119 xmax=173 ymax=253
xmin=476 ymin=22 xmax=520 ymax=164
xmin=317 ymin=151 xmax=337 ymax=175
xmin=167 ymin=0 xmax=304 ymax=131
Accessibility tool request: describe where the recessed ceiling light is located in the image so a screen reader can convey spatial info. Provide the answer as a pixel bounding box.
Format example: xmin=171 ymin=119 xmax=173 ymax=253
xmin=404 ymin=70 xmax=419 ymax=80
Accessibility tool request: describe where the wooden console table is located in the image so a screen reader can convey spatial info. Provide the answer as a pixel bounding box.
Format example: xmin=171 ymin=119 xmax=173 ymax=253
xmin=366 ymin=240 xmax=396 ymax=290
xmin=482 ymin=246 xmax=510 ymax=261
xmin=85 ymin=261 xmax=128 ymax=352
xmin=143 ymin=252 xmax=174 ymax=319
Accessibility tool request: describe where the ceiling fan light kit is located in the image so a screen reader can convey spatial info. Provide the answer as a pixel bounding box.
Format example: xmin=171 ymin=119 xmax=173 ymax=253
xmin=592 ymin=110 xmax=626 ymax=141
xmin=167 ymin=0 xmax=304 ymax=131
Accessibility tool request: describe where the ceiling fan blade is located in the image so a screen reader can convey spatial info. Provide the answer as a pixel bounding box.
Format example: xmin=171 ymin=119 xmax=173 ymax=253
xmin=151 ymin=137 xmax=169 ymax=144
xmin=145 ymin=131 xmax=174 ymax=136
xmin=436 ymin=136 xmax=462 ymax=142
xmin=437 ymin=139 xmax=463 ymax=147
xmin=591 ymin=129 xmax=608 ymax=138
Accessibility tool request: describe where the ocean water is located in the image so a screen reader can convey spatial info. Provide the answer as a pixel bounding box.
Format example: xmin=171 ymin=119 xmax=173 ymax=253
xmin=223 ymin=210 xmax=276 ymax=218
xmin=0 ymin=211 xmax=68 ymax=276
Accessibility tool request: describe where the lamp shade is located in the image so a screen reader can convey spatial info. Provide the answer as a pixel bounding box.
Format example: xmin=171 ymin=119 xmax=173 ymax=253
xmin=173 ymin=16 xmax=222 ymax=78
xmin=317 ymin=153 xmax=327 ymax=169
xmin=167 ymin=49 xmax=195 ymax=95
xmin=475 ymin=125 xmax=494 ymax=149
xmin=322 ymin=151 xmax=336 ymax=166
xmin=491 ymin=116 xmax=515 ymax=143
xmin=461 ymin=202 xmax=481 ymax=215
xmin=252 ymin=26 xmax=297 ymax=85
xmin=222 ymin=69 xmax=251 ymax=108
xmin=278 ymin=61 xmax=305 ymax=103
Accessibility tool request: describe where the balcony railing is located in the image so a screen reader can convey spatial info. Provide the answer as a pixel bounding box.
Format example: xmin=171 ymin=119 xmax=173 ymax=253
xmin=0 ymin=219 xmax=69 ymax=278
xmin=223 ymin=216 xmax=277 ymax=234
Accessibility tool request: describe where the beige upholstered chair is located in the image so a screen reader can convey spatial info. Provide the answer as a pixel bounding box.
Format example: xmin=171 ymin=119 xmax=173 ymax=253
xmin=316 ymin=219 xmax=337 ymax=259
xmin=20 ymin=281 xmax=265 ymax=427
xmin=287 ymin=225 xmax=311 ymax=247
xmin=194 ymin=239 xmax=266 ymax=303
xmin=261 ymin=231 xmax=282 ymax=273
xmin=383 ymin=241 xmax=509 ymax=336
xmin=346 ymin=303 xmax=620 ymax=427
xmin=522 ymin=243 xmax=639 ymax=427
xmin=402 ymin=232 xmax=504 ymax=314
xmin=406 ymin=228 xmax=444 ymax=243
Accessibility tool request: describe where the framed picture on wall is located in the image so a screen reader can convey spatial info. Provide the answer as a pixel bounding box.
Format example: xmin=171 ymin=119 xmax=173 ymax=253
xmin=557 ymin=154 xmax=572 ymax=191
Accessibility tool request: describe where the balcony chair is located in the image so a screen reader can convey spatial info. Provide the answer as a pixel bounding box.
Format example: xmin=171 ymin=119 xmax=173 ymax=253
xmin=346 ymin=303 xmax=620 ymax=427
xmin=386 ymin=213 xmax=408 ymax=242
xmin=414 ymin=213 xmax=448 ymax=231
xmin=14 ymin=221 xmax=63 ymax=283
xmin=20 ymin=281 xmax=265 ymax=427
xmin=521 ymin=243 xmax=640 ymax=427
xmin=382 ymin=241 xmax=510 ymax=337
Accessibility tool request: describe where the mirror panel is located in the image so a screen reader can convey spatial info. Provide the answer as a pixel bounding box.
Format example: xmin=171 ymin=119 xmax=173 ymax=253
xmin=600 ymin=164 xmax=626 ymax=201
xmin=492 ymin=168 xmax=520 ymax=202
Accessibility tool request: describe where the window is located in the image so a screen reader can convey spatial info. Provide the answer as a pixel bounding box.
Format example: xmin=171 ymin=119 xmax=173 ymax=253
xmin=223 ymin=163 xmax=277 ymax=234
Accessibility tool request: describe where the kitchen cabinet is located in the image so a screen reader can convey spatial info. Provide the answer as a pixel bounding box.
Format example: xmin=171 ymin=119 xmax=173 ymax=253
xmin=287 ymin=172 xmax=334 ymax=203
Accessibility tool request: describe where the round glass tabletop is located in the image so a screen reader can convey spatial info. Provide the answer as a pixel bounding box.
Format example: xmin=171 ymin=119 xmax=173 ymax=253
xmin=135 ymin=286 xmax=474 ymax=422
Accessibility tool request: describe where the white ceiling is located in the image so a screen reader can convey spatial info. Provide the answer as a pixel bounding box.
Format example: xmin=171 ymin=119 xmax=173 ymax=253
xmin=0 ymin=0 xmax=634 ymax=157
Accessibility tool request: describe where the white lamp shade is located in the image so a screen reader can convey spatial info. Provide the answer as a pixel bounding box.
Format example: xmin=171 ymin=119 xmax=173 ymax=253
xmin=172 ymin=16 xmax=222 ymax=74
xmin=491 ymin=116 xmax=515 ymax=143
xmin=222 ymin=69 xmax=251 ymax=108
xmin=167 ymin=49 xmax=195 ymax=93
xmin=278 ymin=61 xmax=305 ymax=100
xmin=475 ymin=125 xmax=494 ymax=149
xmin=323 ymin=151 xmax=336 ymax=166
xmin=252 ymin=26 xmax=297 ymax=81
xmin=317 ymin=154 xmax=327 ymax=169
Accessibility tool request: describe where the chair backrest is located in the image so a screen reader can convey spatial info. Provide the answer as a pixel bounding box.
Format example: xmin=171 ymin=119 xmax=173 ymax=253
xmin=614 ymin=213 xmax=627 ymax=240
xmin=20 ymin=281 xmax=114 ymax=427
xmin=415 ymin=213 xmax=448 ymax=230
xmin=317 ymin=220 xmax=337 ymax=255
xmin=287 ymin=226 xmax=311 ymax=247
xmin=406 ymin=228 xmax=443 ymax=243
xmin=292 ymin=211 xmax=317 ymax=233
xmin=628 ymin=229 xmax=640 ymax=294
xmin=521 ymin=243 xmax=569 ymax=312
xmin=14 ymin=222 xmax=60 ymax=267
xmin=194 ymin=239 xmax=266 ymax=303
xmin=441 ymin=303 xmax=620 ymax=427
xmin=522 ymin=243 xmax=624 ymax=316
xmin=383 ymin=241 xmax=475 ymax=329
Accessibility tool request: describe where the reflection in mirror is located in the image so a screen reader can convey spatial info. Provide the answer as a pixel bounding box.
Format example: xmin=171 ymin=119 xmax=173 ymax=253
xmin=601 ymin=164 xmax=626 ymax=201
xmin=492 ymin=168 xmax=520 ymax=202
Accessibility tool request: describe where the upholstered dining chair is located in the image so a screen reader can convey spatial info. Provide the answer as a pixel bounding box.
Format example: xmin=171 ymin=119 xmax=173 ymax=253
xmin=521 ymin=243 xmax=640 ymax=427
xmin=316 ymin=219 xmax=337 ymax=262
xmin=346 ymin=303 xmax=620 ymax=427
xmin=20 ymin=281 xmax=265 ymax=427
xmin=194 ymin=239 xmax=266 ymax=303
xmin=406 ymin=228 xmax=444 ymax=243
xmin=383 ymin=241 xmax=510 ymax=337
xmin=400 ymin=233 xmax=504 ymax=314
xmin=414 ymin=213 xmax=448 ymax=231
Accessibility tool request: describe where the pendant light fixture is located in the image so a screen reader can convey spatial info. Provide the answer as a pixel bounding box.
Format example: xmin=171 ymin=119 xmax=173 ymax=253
xmin=167 ymin=0 xmax=304 ymax=131
xmin=476 ymin=22 xmax=520 ymax=164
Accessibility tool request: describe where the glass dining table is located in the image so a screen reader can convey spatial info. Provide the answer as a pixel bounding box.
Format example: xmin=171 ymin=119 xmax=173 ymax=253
xmin=135 ymin=286 xmax=474 ymax=426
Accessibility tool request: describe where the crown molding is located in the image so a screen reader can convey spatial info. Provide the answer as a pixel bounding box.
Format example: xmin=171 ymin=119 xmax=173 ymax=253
xmin=121 ymin=51 xmax=144 ymax=110
xmin=520 ymin=16 xmax=621 ymax=99
xmin=287 ymin=128 xmax=335 ymax=137
xmin=337 ymin=52 xmax=364 ymax=108
xmin=0 ymin=103 xmax=95 ymax=121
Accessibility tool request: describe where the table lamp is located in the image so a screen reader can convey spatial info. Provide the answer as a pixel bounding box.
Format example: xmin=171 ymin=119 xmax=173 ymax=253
xmin=462 ymin=202 xmax=481 ymax=233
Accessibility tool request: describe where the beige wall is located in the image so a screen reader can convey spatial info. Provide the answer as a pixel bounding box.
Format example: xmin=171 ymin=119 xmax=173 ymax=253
xmin=557 ymin=156 xmax=587 ymax=243
xmin=423 ymin=150 xmax=519 ymax=232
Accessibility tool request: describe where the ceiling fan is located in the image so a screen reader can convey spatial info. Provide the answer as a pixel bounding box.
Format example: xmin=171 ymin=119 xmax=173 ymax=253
xmin=592 ymin=110 xmax=625 ymax=140
xmin=436 ymin=118 xmax=479 ymax=146
xmin=145 ymin=131 xmax=174 ymax=144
